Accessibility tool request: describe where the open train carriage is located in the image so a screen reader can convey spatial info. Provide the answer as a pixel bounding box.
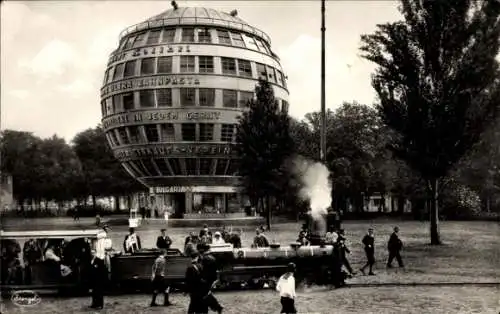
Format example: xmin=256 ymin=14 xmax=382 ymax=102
xmin=109 ymin=247 xmax=192 ymax=292
xmin=0 ymin=229 xmax=100 ymax=295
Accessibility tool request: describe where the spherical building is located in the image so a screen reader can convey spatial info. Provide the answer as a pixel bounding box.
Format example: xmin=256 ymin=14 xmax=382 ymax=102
xmin=100 ymin=4 xmax=289 ymax=216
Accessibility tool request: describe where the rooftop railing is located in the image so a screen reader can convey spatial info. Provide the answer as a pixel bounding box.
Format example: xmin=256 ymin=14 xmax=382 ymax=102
xmin=119 ymin=17 xmax=272 ymax=45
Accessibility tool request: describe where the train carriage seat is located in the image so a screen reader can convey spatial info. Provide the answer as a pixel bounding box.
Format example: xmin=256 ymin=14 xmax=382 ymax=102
xmin=30 ymin=262 xmax=62 ymax=285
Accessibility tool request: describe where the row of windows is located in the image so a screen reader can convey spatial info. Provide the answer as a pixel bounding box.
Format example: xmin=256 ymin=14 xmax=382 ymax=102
xmin=103 ymin=56 xmax=287 ymax=89
xmin=107 ymin=123 xmax=238 ymax=146
xmin=101 ymin=88 xmax=289 ymax=115
xmin=123 ymin=158 xmax=239 ymax=177
xmin=118 ymin=28 xmax=273 ymax=57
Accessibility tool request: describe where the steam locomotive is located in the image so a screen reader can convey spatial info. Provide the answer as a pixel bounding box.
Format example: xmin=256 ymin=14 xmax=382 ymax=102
xmin=303 ymin=210 xmax=342 ymax=245
xmin=113 ymin=243 xmax=338 ymax=292
xmin=1 ymin=229 xmax=340 ymax=295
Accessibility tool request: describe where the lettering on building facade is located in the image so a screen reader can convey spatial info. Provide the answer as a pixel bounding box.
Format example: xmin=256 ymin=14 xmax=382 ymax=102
xmin=101 ymin=76 xmax=200 ymax=97
xmin=108 ymin=45 xmax=192 ymax=66
xmin=149 ymin=186 xmax=238 ymax=194
xmin=103 ymin=110 xmax=227 ymax=129
xmin=113 ymin=144 xmax=234 ymax=160
xmin=151 ymin=186 xmax=192 ymax=193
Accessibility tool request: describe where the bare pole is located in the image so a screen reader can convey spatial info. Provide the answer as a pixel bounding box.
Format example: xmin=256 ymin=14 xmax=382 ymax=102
xmin=320 ymin=0 xmax=326 ymax=162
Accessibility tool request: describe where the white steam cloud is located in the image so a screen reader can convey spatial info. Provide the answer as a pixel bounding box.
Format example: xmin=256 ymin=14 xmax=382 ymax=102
xmin=291 ymin=156 xmax=332 ymax=234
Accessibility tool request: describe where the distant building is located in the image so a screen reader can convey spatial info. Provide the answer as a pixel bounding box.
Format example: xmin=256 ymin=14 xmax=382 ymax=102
xmin=0 ymin=173 xmax=14 ymax=211
xmin=100 ymin=5 xmax=289 ymax=217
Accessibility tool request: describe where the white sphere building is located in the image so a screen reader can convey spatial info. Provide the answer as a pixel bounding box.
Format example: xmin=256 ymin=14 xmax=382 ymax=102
xmin=100 ymin=4 xmax=289 ymax=216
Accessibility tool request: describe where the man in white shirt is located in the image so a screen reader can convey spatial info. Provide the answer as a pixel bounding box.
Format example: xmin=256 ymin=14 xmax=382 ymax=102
xmin=96 ymin=224 xmax=113 ymax=274
xmin=325 ymin=227 xmax=338 ymax=244
xmin=276 ymin=262 xmax=297 ymax=314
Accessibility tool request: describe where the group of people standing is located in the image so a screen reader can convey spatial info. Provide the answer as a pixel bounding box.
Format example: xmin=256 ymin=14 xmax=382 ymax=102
xmin=86 ymin=222 xmax=404 ymax=313
xmin=301 ymin=225 xmax=404 ymax=277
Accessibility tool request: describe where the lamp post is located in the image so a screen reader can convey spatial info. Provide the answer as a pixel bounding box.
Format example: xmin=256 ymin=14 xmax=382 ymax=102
xmin=320 ymin=0 xmax=326 ymax=163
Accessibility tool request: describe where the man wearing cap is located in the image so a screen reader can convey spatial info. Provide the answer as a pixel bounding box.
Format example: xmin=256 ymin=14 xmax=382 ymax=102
xmin=212 ymin=232 xmax=226 ymax=245
xmin=150 ymin=249 xmax=173 ymax=307
xmin=198 ymin=243 xmax=223 ymax=314
xmin=156 ymin=228 xmax=172 ymax=250
xmin=276 ymin=262 xmax=297 ymax=314
xmin=360 ymin=228 xmax=376 ymax=275
xmin=338 ymin=229 xmax=355 ymax=276
xmin=185 ymin=251 xmax=208 ymax=314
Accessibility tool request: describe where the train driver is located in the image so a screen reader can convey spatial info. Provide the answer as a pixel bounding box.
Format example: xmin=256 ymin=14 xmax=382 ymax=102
xmin=253 ymin=229 xmax=270 ymax=248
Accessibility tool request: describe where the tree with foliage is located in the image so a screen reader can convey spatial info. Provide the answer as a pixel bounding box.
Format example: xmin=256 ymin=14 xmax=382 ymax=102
xmin=236 ymin=79 xmax=295 ymax=229
xmin=36 ymin=135 xmax=82 ymax=210
xmin=72 ymin=126 xmax=142 ymax=210
xmin=360 ymin=0 xmax=500 ymax=244
xmin=451 ymin=116 xmax=500 ymax=213
xmin=0 ymin=130 xmax=43 ymax=209
xmin=300 ymin=103 xmax=394 ymax=213
xmin=289 ymin=117 xmax=318 ymax=160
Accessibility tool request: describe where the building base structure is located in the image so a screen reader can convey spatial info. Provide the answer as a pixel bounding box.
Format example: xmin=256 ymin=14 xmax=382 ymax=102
xmin=149 ymin=185 xmax=249 ymax=217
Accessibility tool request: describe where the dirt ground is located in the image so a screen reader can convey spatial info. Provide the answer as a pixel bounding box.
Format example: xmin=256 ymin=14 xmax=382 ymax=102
xmin=2 ymin=285 xmax=499 ymax=314
xmin=1 ymin=219 xmax=499 ymax=313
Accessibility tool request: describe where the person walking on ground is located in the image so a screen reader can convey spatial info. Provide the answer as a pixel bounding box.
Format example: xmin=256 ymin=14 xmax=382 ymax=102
xmin=276 ymin=262 xmax=297 ymax=314
xmin=197 ymin=243 xmax=224 ymax=314
xmin=360 ymin=228 xmax=376 ymax=276
xmin=73 ymin=206 xmax=80 ymax=221
xmin=185 ymin=252 xmax=209 ymax=314
xmin=387 ymin=226 xmax=404 ymax=268
xmin=150 ymin=249 xmax=173 ymax=307
xmin=338 ymin=229 xmax=355 ymax=276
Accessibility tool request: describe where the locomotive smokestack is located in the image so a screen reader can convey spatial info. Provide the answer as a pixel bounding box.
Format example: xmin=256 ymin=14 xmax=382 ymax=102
xmin=171 ymin=1 xmax=178 ymax=10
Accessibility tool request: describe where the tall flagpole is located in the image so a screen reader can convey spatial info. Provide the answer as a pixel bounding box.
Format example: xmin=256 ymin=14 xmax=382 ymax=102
xmin=320 ymin=0 xmax=326 ymax=163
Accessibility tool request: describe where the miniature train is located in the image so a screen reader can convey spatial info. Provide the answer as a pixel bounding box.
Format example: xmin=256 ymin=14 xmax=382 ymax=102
xmin=0 ymin=229 xmax=339 ymax=295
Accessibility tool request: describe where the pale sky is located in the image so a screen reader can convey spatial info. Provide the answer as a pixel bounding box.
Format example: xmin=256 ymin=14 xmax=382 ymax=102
xmin=1 ymin=1 xmax=401 ymax=142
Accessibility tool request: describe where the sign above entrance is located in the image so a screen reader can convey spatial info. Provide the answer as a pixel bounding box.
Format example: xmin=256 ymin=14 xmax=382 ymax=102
xmin=150 ymin=186 xmax=238 ymax=194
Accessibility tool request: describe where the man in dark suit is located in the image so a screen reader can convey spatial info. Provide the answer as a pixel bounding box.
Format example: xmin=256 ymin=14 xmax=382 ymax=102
xmin=198 ymin=243 xmax=223 ymax=314
xmin=185 ymin=252 xmax=209 ymax=314
xmin=387 ymin=226 xmax=404 ymax=268
xmin=89 ymin=249 xmax=106 ymax=309
xmin=338 ymin=229 xmax=355 ymax=276
xmin=360 ymin=228 xmax=376 ymax=276
xmin=156 ymin=229 xmax=172 ymax=250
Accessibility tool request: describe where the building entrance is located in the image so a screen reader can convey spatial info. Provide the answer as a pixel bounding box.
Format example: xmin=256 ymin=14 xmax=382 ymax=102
xmin=171 ymin=193 xmax=186 ymax=217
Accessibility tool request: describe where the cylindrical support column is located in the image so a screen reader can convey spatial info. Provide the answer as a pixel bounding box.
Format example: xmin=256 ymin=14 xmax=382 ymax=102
xmin=320 ymin=0 xmax=327 ymax=162
xmin=185 ymin=191 xmax=193 ymax=214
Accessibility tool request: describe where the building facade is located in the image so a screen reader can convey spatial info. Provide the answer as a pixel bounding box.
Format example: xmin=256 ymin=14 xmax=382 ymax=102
xmin=100 ymin=6 xmax=289 ymax=216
